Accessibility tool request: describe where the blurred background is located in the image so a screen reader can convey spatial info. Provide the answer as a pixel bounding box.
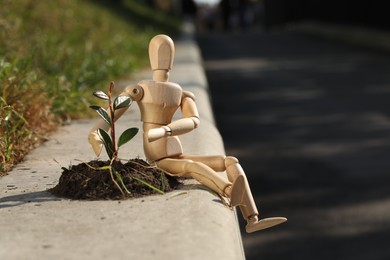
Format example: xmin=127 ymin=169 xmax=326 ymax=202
xmin=2 ymin=1 xmax=390 ymax=259
xmin=194 ymin=1 xmax=390 ymax=260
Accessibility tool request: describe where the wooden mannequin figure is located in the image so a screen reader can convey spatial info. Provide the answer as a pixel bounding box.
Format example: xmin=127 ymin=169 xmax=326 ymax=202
xmin=88 ymin=35 xmax=287 ymax=233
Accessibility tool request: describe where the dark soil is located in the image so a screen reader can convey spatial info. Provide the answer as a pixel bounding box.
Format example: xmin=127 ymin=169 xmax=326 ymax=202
xmin=49 ymin=159 xmax=181 ymax=200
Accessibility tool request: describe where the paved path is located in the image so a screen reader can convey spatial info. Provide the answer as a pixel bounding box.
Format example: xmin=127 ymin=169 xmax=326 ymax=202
xmin=197 ymin=30 xmax=390 ymax=260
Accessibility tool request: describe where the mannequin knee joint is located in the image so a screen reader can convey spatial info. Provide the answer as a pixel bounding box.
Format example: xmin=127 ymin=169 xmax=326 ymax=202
xmin=183 ymin=159 xmax=195 ymax=171
xmin=225 ymin=156 xmax=239 ymax=168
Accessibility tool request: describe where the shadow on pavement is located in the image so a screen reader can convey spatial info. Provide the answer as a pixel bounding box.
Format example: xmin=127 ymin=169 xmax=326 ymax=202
xmin=197 ymin=31 xmax=390 ymax=260
xmin=0 ymin=191 xmax=61 ymax=209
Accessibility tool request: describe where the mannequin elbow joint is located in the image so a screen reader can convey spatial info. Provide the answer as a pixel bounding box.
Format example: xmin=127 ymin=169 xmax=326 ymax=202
xmin=192 ymin=117 xmax=200 ymax=128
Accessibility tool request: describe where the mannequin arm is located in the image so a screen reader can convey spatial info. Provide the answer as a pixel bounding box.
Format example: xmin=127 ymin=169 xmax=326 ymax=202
xmin=148 ymin=117 xmax=200 ymax=142
xmin=148 ymin=91 xmax=200 ymax=142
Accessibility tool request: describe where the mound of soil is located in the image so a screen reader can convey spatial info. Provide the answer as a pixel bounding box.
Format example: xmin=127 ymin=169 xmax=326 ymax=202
xmin=49 ymin=159 xmax=181 ymax=200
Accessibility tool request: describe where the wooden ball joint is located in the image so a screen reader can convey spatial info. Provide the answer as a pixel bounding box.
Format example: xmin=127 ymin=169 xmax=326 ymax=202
xmin=88 ymin=34 xmax=287 ymax=233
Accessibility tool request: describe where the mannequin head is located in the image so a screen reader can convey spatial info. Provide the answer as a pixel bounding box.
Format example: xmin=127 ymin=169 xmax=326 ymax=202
xmin=149 ymin=34 xmax=175 ymax=82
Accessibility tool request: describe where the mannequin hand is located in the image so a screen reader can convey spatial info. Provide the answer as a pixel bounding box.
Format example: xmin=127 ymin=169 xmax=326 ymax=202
xmin=88 ymin=130 xmax=103 ymax=156
xmin=148 ymin=126 xmax=171 ymax=142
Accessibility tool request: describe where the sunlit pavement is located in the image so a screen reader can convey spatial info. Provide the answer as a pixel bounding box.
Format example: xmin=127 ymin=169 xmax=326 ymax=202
xmin=197 ymin=30 xmax=390 ymax=260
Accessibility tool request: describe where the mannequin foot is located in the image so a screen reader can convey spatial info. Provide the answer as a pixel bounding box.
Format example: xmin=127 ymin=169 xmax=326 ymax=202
xmin=229 ymin=175 xmax=245 ymax=207
xmin=246 ymin=216 xmax=287 ymax=233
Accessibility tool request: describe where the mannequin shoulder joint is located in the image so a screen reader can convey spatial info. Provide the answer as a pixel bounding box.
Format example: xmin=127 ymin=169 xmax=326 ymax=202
xmin=125 ymin=85 xmax=144 ymax=101
xmin=182 ymin=90 xmax=195 ymax=101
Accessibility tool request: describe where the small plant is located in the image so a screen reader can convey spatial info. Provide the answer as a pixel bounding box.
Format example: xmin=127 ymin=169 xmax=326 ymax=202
xmin=51 ymin=82 xmax=179 ymax=199
xmin=90 ymin=82 xmax=138 ymax=162
xmin=50 ymin=82 xmax=178 ymax=199
xmin=90 ymin=81 xmax=138 ymax=196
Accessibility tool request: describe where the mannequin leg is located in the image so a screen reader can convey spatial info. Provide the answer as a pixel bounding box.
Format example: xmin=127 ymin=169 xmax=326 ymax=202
xmin=158 ymin=156 xmax=287 ymax=233
xmin=179 ymin=155 xmax=226 ymax=171
xmin=225 ymin=157 xmax=287 ymax=233
xmin=178 ymin=155 xmax=260 ymax=208
xmin=224 ymin=157 xmax=258 ymax=220
xmin=181 ymin=155 xmax=258 ymax=218
xmin=156 ymin=158 xmax=244 ymax=201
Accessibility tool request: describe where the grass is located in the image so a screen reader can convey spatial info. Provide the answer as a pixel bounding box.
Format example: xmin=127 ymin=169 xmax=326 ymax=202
xmin=0 ymin=0 xmax=181 ymax=175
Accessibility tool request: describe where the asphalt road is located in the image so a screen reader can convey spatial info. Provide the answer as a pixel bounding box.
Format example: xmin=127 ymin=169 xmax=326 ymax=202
xmin=197 ymin=30 xmax=390 ymax=260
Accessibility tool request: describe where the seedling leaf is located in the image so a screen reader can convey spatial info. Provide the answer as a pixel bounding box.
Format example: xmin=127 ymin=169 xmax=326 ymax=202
xmin=118 ymin=127 xmax=139 ymax=147
xmin=97 ymin=128 xmax=114 ymax=159
xmin=114 ymin=96 xmax=131 ymax=110
xmin=90 ymin=106 xmax=112 ymax=127
xmin=93 ymin=91 xmax=109 ymax=100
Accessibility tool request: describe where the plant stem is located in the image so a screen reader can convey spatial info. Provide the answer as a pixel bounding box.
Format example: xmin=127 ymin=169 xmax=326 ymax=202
xmin=108 ymin=82 xmax=117 ymax=161
xmin=108 ymin=164 xmax=125 ymax=198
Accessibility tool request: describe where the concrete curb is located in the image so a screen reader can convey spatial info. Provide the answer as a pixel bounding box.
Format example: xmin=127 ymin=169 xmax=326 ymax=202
xmin=0 ymin=20 xmax=245 ymax=259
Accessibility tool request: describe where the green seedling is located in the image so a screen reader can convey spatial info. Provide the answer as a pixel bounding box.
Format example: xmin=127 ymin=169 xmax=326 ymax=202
xmin=89 ymin=82 xmax=164 ymax=197
xmin=90 ymin=82 xmax=138 ymax=196
xmin=90 ymin=82 xmax=138 ymax=162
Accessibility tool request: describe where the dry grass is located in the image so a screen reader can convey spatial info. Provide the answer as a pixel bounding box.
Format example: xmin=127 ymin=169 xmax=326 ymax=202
xmin=0 ymin=58 xmax=57 ymax=174
xmin=0 ymin=0 xmax=181 ymax=175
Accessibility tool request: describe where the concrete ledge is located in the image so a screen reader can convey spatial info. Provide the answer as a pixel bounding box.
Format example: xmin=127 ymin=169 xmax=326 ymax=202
xmin=0 ymin=21 xmax=245 ymax=259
